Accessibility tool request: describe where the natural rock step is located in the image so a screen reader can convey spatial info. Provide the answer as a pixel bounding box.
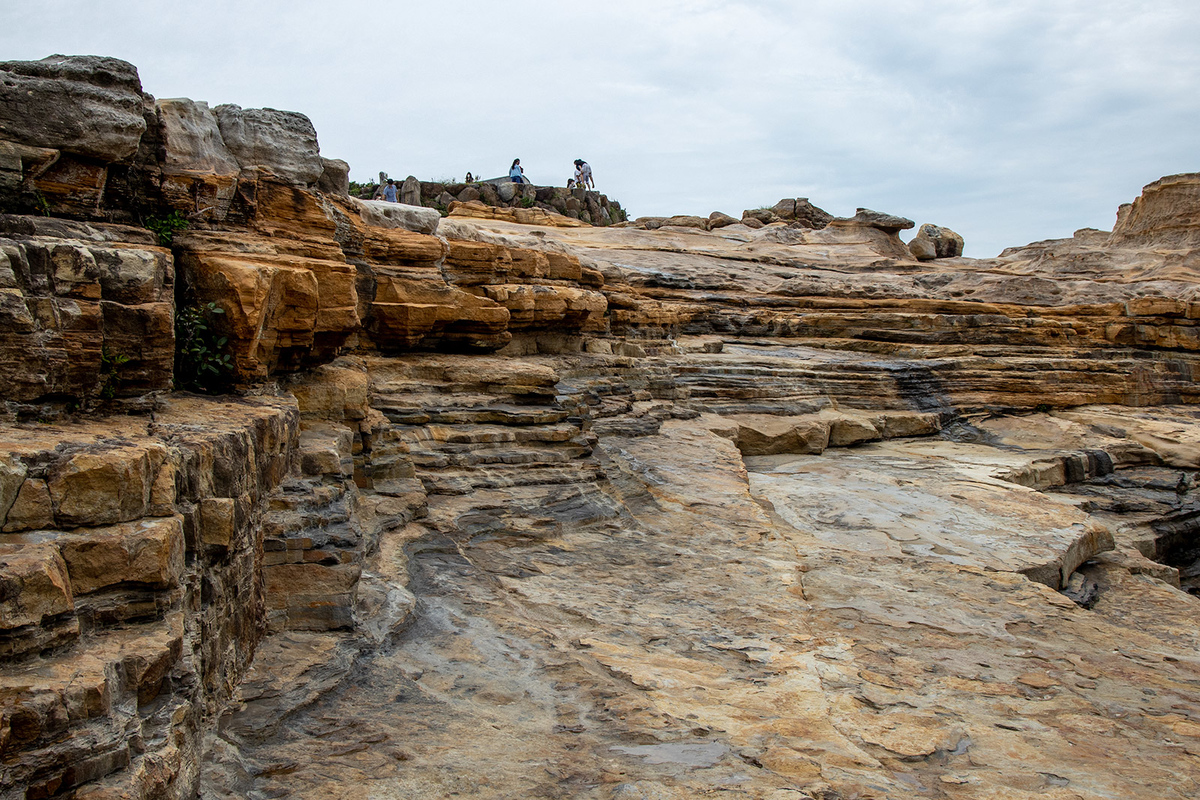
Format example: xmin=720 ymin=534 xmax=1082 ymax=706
xmin=408 ymin=444 xmax=587 ymax=469
xmin=398 ymin=422 xmax=585 ymax=446
xmin=373 ymin=401 xmax=570 ymax=426
xmin=263 ymin=519 xmax=363 ymax=559
xmin=0 ymin=616 xmax=186 ymax=794
xmin=419 ymin=462 xmax=605 ymax=495
xmin=265 ymin=479 xmax=349 ymax=517
xmin=371 ymin=379 xmax=558 ymax=401
xmin=262 ymin=499 xmax=354 ymax=537
xmin=996 ymin=450 xmax=1117 ymax=490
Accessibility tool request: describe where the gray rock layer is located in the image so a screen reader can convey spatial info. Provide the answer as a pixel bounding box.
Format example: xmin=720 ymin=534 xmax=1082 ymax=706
xmin=214 ymin=104 xmax=323 ymax=186
xmin=0 ymin=55 xmax=147 ymax=161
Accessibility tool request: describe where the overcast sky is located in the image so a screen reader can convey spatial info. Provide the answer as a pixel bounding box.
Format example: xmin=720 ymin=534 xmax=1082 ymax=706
xmin=3 ymin=0 xmax=1198 ymax=256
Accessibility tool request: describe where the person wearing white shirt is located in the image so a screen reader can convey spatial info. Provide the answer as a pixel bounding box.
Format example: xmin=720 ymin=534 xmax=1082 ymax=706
xmin=574 ymin=159 xmax=594 ymax=189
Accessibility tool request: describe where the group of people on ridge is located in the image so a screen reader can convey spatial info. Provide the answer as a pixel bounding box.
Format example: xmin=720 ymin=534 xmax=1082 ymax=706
xmin=375 ymin=158 xmax=595 ymax=204
xmin=509 ymin=158 xmax=594 ymax=190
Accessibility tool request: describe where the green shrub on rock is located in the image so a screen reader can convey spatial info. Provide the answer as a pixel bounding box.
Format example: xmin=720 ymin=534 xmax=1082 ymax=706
xmin=175 ymin=302 xmax=233 ymax=392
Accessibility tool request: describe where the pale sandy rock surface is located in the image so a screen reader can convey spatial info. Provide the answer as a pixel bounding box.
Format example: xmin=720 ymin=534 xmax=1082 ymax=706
xmin=4 ymin=55 xmax=1200 ymax=800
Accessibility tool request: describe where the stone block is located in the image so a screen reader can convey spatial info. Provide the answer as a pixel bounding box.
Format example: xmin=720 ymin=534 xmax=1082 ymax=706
xmin=355 ymin=198 xmax=442 ymax=235
xmin=827 ymin=415 xmax=881 ymax=447
xmin=199 ymin=497 xmax=236 ymax=549
xmin=288 ymin=360 xmax=370 ymax=420
xmin=734 ymin=416 xmax=830 ymax=456
xmin=3 ymin=478 xmax=53 ymax=532
xmin=0 ymin=56 xmax=146 ymax=162
xmin=0 ymin=453 xmax=25 ymax=524
xmin=55 ymin=516 xmax=185 ymax=595
xmin=264 ymin=563 xmax=361 ymax=631
xmin=0 ymin=542 xmax=74 ymax=631
xmin=47 ymin=444 xmax=166 ymax=527
xmin=318 ymin=157 xmax=350 ymax=196
xmin=213 ymin=104 xmax=323 ymax=186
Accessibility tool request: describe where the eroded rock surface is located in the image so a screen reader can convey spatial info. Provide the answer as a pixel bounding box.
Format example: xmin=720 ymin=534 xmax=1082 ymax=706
xmin=3 ymin=54 xmax=1200 ymax=800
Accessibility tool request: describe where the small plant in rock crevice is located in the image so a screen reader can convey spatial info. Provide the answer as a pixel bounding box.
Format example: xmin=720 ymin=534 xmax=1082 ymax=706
xmin=99 ymin=346 xmax=131 ymax=400
xmin=175 ymin=301 xmax=233 ymax=393
xmin=145 ymin=211 xmax=189 ymax=247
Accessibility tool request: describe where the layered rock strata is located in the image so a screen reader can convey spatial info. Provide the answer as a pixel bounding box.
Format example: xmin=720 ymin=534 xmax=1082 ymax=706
xmin=3 ymin=55 xmax=1200 ymax=800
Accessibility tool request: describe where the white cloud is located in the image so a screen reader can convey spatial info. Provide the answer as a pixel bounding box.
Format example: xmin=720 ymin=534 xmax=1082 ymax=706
xmin=2 ymin=0 xmax=1198 ymax=255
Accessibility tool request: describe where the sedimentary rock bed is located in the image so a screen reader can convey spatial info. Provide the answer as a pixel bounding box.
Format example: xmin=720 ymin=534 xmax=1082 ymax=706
xmin=3 ymin=54 xmax=1200 ymax=800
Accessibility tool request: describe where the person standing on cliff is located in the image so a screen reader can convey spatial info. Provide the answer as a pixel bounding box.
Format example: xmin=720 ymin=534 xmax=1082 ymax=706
xmin=510 ymin=159 xmax=525 ymax=184
xmin=382 ymin=178 xmax=398 ymax=202
xmin=574 ymin=159 xmax=594 ymax=190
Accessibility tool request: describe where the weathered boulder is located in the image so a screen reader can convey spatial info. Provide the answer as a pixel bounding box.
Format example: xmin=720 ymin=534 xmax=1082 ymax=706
xmin=213 ymin=104 xmax=323 ymax=186
xmin=662 ymin=215 xmax=709 ymax=230
xmin=831 ymin=207 xmax=915 ymax=234
xmin=477 ymin=181 xmax=500 ymax=207
xmin=1109 ymin=172 xmax=1200 ymax=248
xmin=155 ymin=98 xmax=241 ymax=221
xmin=708 ymin=211 xmax=740 ymax=229
xmin=317 ymin=157 xmax=350 ymax=196
xmin=355 ymin=198 xmax=441 ymax=235
xmin=156 ymin=98 xmax=239 ymax=176
xmin=497 ymin=181 xmax=518 ymax=203
xmin=824 ymin=207 xmax=916 ymax=259
xmin=908 ymin=223 xmax=965 ymax=260
xmin=399 ymin=175 xmax=421 ymax=206
xmin=793 ymin=198 xmax=835 ymax=229
xmin=0 ymin=55 xmax=147 ymax=162
xmin=766 ymin=198 xmax=833 ymax=228
xmin=742 ymin=208 xmax=779 ymax=225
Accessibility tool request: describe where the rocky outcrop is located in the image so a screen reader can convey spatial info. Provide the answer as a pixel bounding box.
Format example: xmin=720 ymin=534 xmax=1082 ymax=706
xmin=0 ymin=396 xmax=299 ymax=798
xmin=707 ymin=210 xmax=739 ymax=229
xmin=0 ymin=215 xmax=173 ymax=408
xmin=156 ymin=98 xmax=241 ymax=223
xmin=317 ymin=157 xmax=350 ymax=196
xmin=6 ymin=55 xmax=1200 ymax=800
xmin=0 ymin=55 xmax=147 ymax=162
xmin=357 ymin=180 xmax=631 ymax=227
xmin=769 ymin=197 xmax=835 ymax=228
xmin=1109 ymin=172 xmax=1200 ymax=248
xmin=446 ymin=199 xmax=588 ymax=228
xmin=740 ymin=197 xmax=834 ymax=229
xmin=212 ymin=105 xmax=323 ymax=187
xmin=0 ymin=56 xmax=350 ymax=227
xmin=908 ymin=222 xmax=965 ymax=260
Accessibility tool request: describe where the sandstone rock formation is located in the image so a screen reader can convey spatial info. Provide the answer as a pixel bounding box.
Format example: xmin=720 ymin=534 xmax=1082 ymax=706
xmin=212 ymin=105 xmax=323 ymax=187
xmin=0 ymin=55 xmax=147 ymax=162
xmin=908 ymin=222 xmax=965 ymax=260
xmin=3 ymin=55 xmax=1200 ymax=800
xmin=1109 ymin=172 xmax=1200 ymax=248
